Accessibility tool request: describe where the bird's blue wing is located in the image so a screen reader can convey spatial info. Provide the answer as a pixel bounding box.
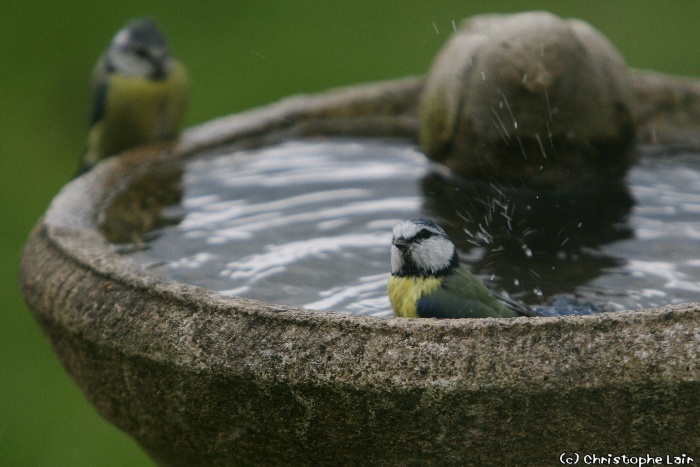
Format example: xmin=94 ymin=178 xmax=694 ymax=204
xmin=90 ymin=79 xmax=109 ymax=126
xmin=415 ymin=267 xmax=523 ymax=318
xmin=416 ymin=291 xmax=509 ymax=318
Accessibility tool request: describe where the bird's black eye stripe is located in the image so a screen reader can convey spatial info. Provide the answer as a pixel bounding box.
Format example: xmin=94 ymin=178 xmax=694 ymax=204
xmin=414 ymin=229 xmax=433 ymax=241
xmin=133 ymin=47 xmax=151 ymax=59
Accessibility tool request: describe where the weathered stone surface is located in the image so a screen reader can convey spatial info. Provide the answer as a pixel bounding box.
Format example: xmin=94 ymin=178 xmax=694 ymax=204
xmin=633 ymin=69 xmax=700 ymax=150
xmin=420 ymin=12 xmax=637 ymax=188
xmin=20 ymin=74 xmax=700 ymax=464
xmin=20 ymin=217 xmax=700 ymax=465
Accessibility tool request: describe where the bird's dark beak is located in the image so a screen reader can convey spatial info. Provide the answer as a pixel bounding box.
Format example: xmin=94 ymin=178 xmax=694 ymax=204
xmin=393 ymin=238 xmax=409 ymax=251
xmin=147 ymin=49 xmax=169 ymax=80
xmin=150 ymin=56 xmax=168 ymax=80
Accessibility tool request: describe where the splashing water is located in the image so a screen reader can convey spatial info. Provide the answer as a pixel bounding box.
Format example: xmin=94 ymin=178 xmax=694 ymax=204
xmin=119 ymin=139 xmax=700 ymax=317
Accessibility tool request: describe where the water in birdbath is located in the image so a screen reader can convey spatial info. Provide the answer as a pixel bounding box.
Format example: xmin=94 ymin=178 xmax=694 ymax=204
xmin=108 ymin=138 xmax=700 ymax=317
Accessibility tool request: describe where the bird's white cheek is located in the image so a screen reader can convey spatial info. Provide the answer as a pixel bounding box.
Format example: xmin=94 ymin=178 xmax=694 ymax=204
xmin=113 ymin=29 xmax=131 ymax=48
xmin=390 ymin=246 xmax=403 ymax=274
xmin=413 ymin=238 xmax=454 ymax=273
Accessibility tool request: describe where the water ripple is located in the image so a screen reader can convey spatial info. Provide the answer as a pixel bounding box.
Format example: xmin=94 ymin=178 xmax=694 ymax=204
xmin=125 ymin=142 xmax=700 ymax=315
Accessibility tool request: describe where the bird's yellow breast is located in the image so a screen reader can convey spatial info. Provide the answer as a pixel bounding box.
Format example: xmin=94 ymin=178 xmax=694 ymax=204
xmin=86 ymin=62 xmax=188 ymax=167
xmin=387 ymin=275 xmax=442 ymax=318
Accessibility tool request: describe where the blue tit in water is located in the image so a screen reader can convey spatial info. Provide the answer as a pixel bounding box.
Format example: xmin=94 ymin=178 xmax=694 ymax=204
xmin=79 ymin=18 xmax=189 ymax=173
xmin=388 ymin=219 xmax=534 ymax=318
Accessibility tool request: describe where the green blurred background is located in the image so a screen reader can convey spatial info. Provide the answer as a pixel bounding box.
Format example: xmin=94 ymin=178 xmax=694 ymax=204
xmin=2 ymin=2 xmax=698 ymax=465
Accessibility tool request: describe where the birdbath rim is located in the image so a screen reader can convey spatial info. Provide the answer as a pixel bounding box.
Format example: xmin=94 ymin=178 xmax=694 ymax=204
xmin=20 ymin=74 xmax=700 ymax=465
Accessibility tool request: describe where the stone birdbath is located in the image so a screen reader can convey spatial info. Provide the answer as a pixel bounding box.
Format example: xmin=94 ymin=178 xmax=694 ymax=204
xmin=20 ymin=12 xmax=700 ymax=465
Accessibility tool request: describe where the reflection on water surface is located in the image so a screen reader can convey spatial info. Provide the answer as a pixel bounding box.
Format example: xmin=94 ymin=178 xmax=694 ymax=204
xmin=116 ymin=139 xmax=700 ymax=317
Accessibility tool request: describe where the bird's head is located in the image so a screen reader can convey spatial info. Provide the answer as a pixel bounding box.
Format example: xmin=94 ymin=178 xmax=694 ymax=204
xmin=391 ymin=219 xmax=459 ymax=277
xmin=106 ymin=18 xmax=172 ymax=80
